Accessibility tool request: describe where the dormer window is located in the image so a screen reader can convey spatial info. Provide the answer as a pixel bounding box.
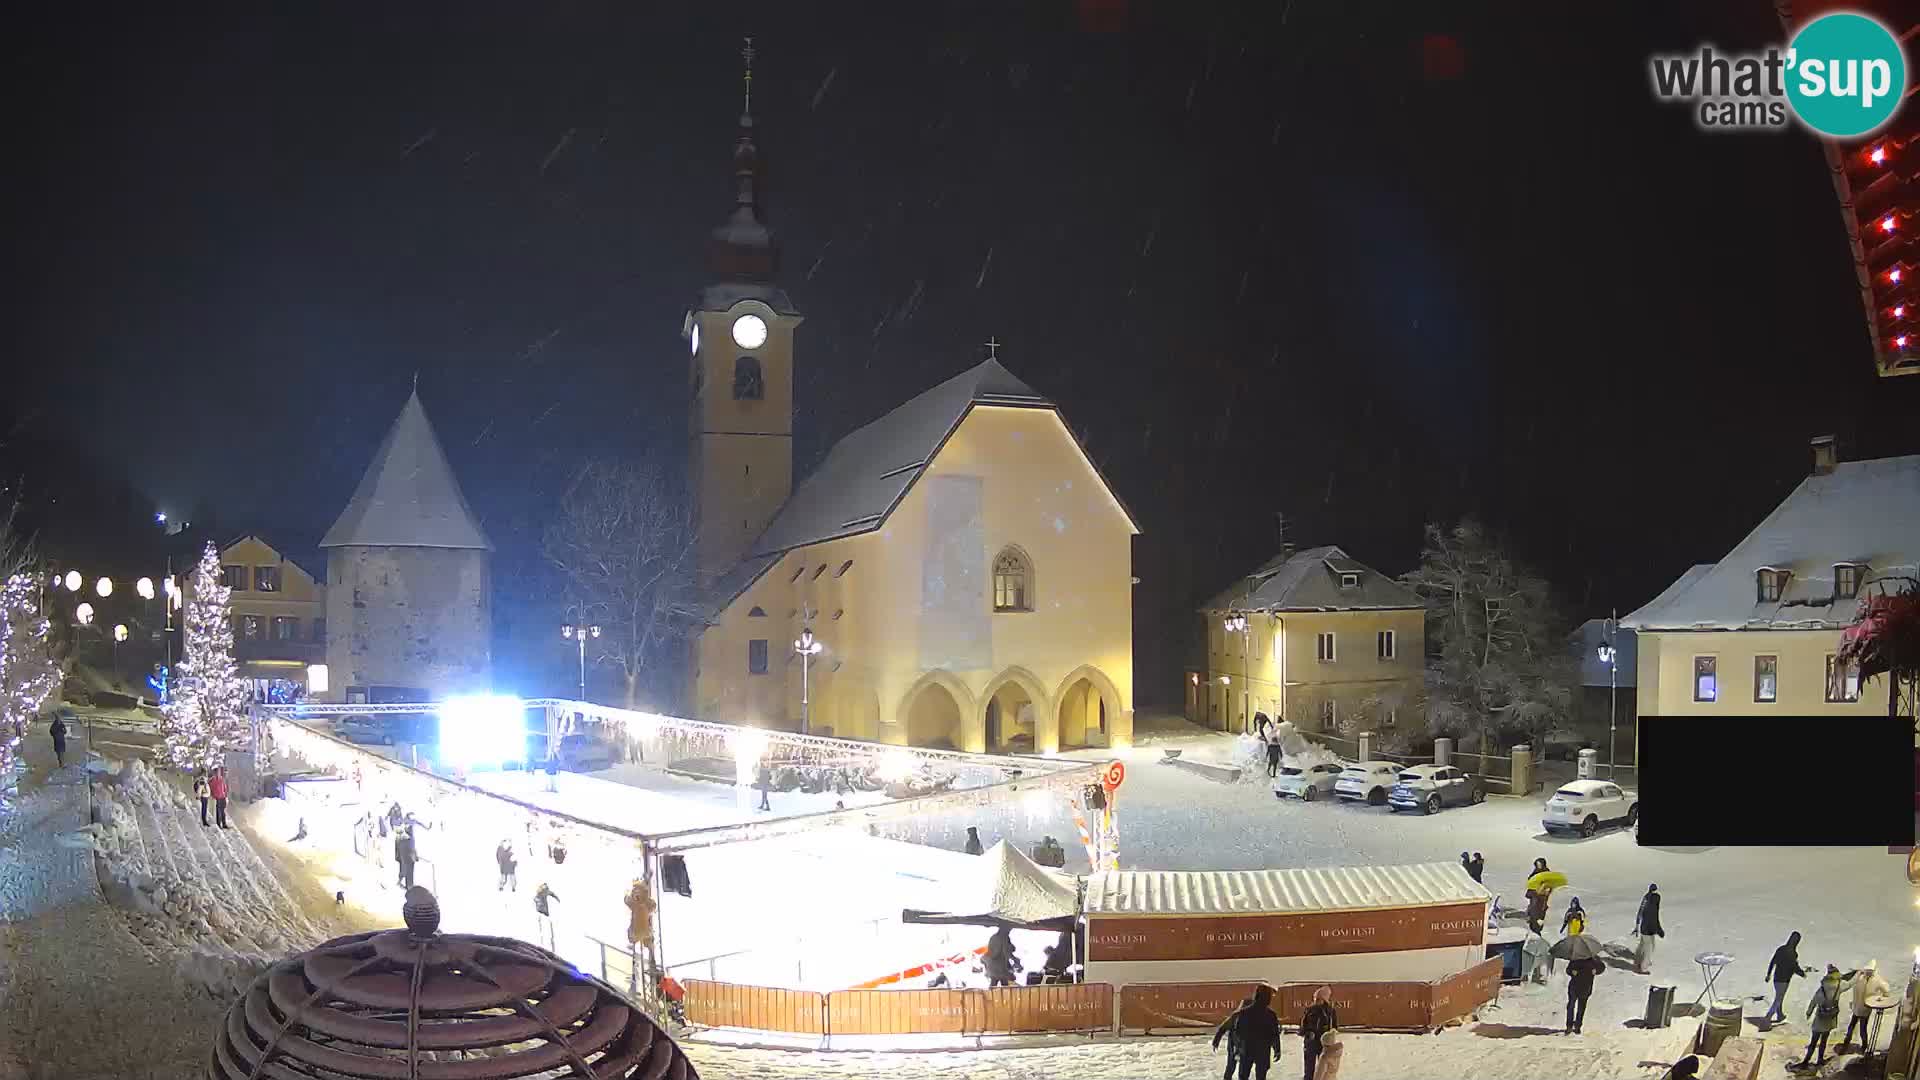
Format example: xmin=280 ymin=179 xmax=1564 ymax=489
xmin=1339 ymin=573 xmax=1359 ymax=589
xmin=747 ymin=606 xmax=767 ymax=618
xmin=1834 ymin=563 xmax=1864 ymax=600
xmin=1756 ymin=568 xmax=1790 ymax=603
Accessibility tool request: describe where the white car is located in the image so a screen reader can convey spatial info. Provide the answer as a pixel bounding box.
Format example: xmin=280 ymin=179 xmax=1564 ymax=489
xmin=1333 ymin=761 xmax=1402 ymax=806
xmin=1274 ymin=762 xmax=1346 ymax=802
xmin=1543 ymin=779 xmax=1639 ymax=837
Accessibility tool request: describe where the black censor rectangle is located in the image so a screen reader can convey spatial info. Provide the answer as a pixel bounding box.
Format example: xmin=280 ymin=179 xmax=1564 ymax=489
xmin=1637 ymin=717 xmax=1914 ymax=847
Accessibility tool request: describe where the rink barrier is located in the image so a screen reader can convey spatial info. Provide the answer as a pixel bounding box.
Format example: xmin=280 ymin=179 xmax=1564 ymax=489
xmin=1117 ymin=958 xmax=1504 ymax=1035
xmin=684 ymin=980 xmax=825 ymax=1035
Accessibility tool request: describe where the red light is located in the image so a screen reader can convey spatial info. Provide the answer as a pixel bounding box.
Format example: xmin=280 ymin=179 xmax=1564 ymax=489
xmin=1882 ymin=216 xmax=1898 ymax=233
xmin=1895 ymin=269 xmax=1906 ymax=284
xmin=1898 ymin=306 xmax=1908 ymax=319
xmin=1870 ymin=146 xmax=1887 ymax=165
xmin=1899 ymin=335 xmax=1912 ymax=349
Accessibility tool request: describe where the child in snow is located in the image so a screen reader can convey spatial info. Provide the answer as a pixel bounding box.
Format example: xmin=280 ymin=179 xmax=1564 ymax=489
xmin=496 ymin=839 xmax=518 ymax=892
xmin=1313 ymin=1027 xmax=1344 ymax=1080
xmin=533 ymin=883 xmax=561 ymax=951
xmin=194 ymin=774 xmax=211 ymax=826
xmin=1561 ymin=897 xmax=1587 ymax=936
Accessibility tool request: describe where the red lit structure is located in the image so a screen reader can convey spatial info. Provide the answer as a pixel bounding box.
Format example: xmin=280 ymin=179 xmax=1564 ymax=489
xmin=1776 ymin=1 xmax=1918 ymax=376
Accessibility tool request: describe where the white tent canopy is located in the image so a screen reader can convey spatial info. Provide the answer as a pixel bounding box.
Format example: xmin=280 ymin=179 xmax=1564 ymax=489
xmin=1085 ymin=861 xmax=1487 ymax=916
xmin=902 ymin=840 xmax=1079 ymax=928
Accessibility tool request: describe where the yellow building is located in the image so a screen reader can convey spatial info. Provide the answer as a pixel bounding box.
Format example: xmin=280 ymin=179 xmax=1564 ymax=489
xmin=1621 ymin=438 xmax=1917 ymax=723
xmin=685 ymin=65 xmax=1138 ymax=752
xmin=1193 ymin=546 xmax=1426 ymax=739
xmin=185 ymin=534 xmax=326 ymax=695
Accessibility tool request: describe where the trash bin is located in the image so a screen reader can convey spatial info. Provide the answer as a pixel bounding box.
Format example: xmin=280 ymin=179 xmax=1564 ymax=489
xmin=1577 ymin=748 xmax=1598 ymax=779
xmin=1644 ymin=984 xmax=1676 ymax=1029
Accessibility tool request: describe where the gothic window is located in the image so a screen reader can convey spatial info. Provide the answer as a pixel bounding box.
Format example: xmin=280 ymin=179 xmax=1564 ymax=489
xmin=733 ymin=355 xmax=764 ymax=400
xmin=992 ymin=546 xmax=1033 ymax=612
xmin=748 ymin=639 xmax=769 ymax=675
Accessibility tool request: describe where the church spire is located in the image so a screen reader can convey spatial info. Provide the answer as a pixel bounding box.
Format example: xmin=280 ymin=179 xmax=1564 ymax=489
xmin=710 ymin=36 xmax=777 ymax=281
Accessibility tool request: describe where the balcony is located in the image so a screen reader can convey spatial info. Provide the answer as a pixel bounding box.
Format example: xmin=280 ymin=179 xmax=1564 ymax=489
xmin=234 ymin=639 xmax=324 ymax=665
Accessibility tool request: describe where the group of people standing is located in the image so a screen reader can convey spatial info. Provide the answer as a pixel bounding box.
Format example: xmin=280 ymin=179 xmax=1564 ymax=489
xmin=1514 ymin=865 xmax=1667 ymax=1038
xmin=1763 ymin=931 xmax=1893 ymax=1070
xmin=1212 ymin=985 xmax=1341 ymax=1080
xmin=192 ymin=768 xmax=231 ymax=829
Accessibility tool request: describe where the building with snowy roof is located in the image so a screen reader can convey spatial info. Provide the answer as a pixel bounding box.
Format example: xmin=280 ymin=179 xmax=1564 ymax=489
xmin=685 ymin=46 xmax=1138 ymax=752
xmin=318 ymin=391 xmax=492 ymax=701
xmin=1192 ymin=545 xmax=1425 ymax=738
xmin=1621 ymin=436 xmax=1918 ymax=720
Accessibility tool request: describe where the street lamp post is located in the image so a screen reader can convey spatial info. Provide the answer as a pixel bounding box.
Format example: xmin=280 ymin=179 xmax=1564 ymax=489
xmin=1597 ymin=610 xmax=1618 ymax=777
xmin=1224 ymin=613 xmax=1249 ymax=733
xmin=560 ymin=622 xmax=600 ymax=701
xmin=794 ymin=628 xmax=823 ymax=736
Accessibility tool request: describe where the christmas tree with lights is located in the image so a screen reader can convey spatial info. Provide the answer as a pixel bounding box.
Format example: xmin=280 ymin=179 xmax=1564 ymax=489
xmin=161 ymin=542 xmax=253 ymax=773
xmin=0 ymin=573 xmax=61 ymax=794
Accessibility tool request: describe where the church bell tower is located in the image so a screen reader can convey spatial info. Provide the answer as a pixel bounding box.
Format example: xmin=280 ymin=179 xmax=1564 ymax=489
xmin=686 ymin=36 xmax=801 ymax=579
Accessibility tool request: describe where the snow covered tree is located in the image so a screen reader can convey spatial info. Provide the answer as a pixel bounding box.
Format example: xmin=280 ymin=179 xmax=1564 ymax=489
xmin=0 ymin=573 xmax=62 ymax=791
xmin=160 ymin=542 xmax=252 ymax=773
xmin=1400 ymin=519 xmax=1574 ymax=751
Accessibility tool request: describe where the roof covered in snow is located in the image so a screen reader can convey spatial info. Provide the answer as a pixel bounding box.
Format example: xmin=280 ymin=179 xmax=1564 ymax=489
xmin=1202 ymin=545 xmax=1422 ymax=613
xmin=1620 ymin=454 xmax=1920 ymax=631
xmin=321 ymin=392 xmax=492 ymax=551
xmin=902 ymin=840 xmax=1080 ymax=928
xmin=1085 ymin=862 xmax=1487 ymax=916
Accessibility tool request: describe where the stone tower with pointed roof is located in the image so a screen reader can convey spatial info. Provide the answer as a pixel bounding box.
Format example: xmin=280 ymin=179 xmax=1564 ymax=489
xmin=684 ymin=37 xmax=804 ymax=579
xmin=320 ymin=391 xmax=493 ymax=700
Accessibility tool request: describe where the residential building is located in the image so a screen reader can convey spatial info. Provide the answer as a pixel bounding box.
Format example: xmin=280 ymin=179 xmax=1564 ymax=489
xmin=1621 ymin=437 xmax=1918 ymax=724
xmin=1193 ymin=545 xmax=1425 ymax=738
xmin=319 ymin=391 xmax=493 ymax=702
xmin=688 ymin=60 xmax=1138 ymax=752
xmin=183 ymin=534 xmax=326 ymax=699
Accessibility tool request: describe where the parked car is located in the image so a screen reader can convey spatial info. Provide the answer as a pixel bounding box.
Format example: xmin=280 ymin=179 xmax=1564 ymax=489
xmin=1387 ymin=764 xmax=1485 ymax=814
xmin=332 ymin=714 xmax=394 ymax=745
xmin=523 ymin=732 xmax=619 ymax=773
xmin=1333 ymin=761 xmax=1402 ymax=806
xmin=1274 ymin=762 xmax=1346 ymax=801
xmin=1542 ymin=779 xmax=1639 ymax=837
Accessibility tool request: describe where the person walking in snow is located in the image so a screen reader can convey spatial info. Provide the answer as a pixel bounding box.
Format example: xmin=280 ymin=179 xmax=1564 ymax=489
xmin=1300 ymin=986 xmax=1337 ymax=1080
xmin=1231 ymin=984 xmax=1282 ymax=1080
xmin=1265 ymin=724 xmax=1284 ymax=779
xmin=755 ymin=758 xmax=772 ymax=812
xmin=496 ymin=839 xmax=518 ymax=892
xmin=1765 ymin=931 xmax=1811 ymax=1025
xmin=49 ymin=714 xmax=68 ymax=768
xmin=1561 ymin=897 xmax=1587 ymax=937
xmin=533 ymin=883 xmax=560 ymax=951
xmin=194 ymin=773 xmax=211 ymax=826
xmin=1524 ymin=931 xmax=1554 ymax=984
xmin=1565 ymin=954 xmax=1604 ymax=1034
xmin=983 ymin=926 xmax=1023 ymax=987
xmin=1634 ymin=884 xmax=1665 ymax=974
xmin=1468 ymin=852 xmax=1484 ymax=883
xmin=1525 ymin=864 xmax=1553 ymax=934
xmin=1799 ymin=964 xmax=1857 ymax=1068
xmin=394 ymin=822 xmax=419 ymax=890
xmin=1213 ymin=994 xmax=1256 ymax=1080
xmin=208 ymin=767 xmax=230 ymax=829
xmin=1843 ymin=958 xmax=1890 ymax=1050
xmin=964 ymin=826 xmax=985 ymax=856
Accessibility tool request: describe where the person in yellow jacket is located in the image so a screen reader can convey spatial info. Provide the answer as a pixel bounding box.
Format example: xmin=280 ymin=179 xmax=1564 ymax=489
xmin=1560 ymin=897 xmax=1587 ymax=937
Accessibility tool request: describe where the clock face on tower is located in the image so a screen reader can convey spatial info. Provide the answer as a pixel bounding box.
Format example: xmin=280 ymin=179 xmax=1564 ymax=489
xmin=689 ymin=322 xmax=701 ymax=355
xmin=731 ymin=314 xmax=768 ymax=350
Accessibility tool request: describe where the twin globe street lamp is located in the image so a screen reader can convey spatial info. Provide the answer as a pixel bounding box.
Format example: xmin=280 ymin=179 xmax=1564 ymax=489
xmin=794 ymin=628 xmax=824 ymax=736
xmin=560 ymin=622 xmax=600 ymax=702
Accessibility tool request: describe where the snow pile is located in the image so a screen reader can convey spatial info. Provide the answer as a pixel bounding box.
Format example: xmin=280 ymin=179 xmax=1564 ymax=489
xmin=113 ymin=757 xmax=196 ymax=812
xmin=176 ymin=942 xmax=277 ymax=1000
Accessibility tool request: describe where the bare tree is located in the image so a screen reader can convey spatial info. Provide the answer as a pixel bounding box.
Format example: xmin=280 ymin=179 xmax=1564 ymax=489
xmin=542 ymin=459 xmax=704 ymax=709
xmin=1400 ymin=519 xmax=1574 ymax=752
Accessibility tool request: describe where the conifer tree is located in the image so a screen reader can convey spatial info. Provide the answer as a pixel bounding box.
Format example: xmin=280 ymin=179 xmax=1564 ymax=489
xmin=161 ymin=543 xmax=252 ymax=772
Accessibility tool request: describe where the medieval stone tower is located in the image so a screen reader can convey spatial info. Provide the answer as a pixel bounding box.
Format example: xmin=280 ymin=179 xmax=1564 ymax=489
xmin=320 ymin=391 xmax=492 ymax=700
xmin=685 ymin=38 xmax=802 ymax=579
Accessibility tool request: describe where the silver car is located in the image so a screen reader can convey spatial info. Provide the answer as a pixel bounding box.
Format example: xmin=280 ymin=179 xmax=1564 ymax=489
xmin=1274 ymin=762 xmax=1346 ymax=802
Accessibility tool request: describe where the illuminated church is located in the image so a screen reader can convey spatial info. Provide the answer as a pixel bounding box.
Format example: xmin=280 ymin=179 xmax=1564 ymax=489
xmin=688 ymin=45 xmax=1137 ymax=753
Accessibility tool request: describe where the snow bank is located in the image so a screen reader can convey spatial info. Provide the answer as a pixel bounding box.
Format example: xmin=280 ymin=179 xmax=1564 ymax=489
xmin=176 ymin=942 xmax=277 ymax=1000
xmin=1227 ymin=724 xmax=1345 ymax=782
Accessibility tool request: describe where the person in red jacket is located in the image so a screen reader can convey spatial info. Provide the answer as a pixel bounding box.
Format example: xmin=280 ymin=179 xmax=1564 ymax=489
xmin=208 ymin=767 xmax=231 ymax=829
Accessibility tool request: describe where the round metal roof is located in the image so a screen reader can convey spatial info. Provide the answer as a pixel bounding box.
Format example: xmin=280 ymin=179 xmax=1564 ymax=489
xmin=210 ymin=887 xmax=695 ymax=1079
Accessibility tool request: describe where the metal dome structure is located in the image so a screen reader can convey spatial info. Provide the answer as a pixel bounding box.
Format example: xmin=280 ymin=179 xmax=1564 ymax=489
xmin=210 ymin=888 xmax=696 ymax=1079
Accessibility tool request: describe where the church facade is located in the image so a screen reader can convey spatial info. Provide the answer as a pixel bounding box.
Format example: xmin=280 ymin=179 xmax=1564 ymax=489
xmin=686 ymin=47 xmax=1137 ymax=753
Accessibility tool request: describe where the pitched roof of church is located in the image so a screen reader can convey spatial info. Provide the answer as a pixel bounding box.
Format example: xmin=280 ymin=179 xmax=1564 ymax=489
xmin=748 ymin=357 xmax=1082 ymax=557
xmin=321 ymin=391 xmax=492 ymax=551
xmin=1201 ymin=545 xmax=1421 ymax=613
xmin=703 ymin=357 xmax=1137 ymax=618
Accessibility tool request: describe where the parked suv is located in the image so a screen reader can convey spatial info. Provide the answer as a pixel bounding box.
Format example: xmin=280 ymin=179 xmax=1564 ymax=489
xmin=1543 ymin=779 xmax=1639 ymax=837
xmin=1387 ymin=764 xmax=1485 ymax=814
xmin=1333 ymin=761 xmax=1402 ymax=806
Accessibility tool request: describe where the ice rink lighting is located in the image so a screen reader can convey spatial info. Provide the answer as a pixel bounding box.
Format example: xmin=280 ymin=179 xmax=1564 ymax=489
xmin=877 ymin=749 xmax=917 ymax=782
xmin=437 ymin=695 xmax=526 ymax=771
xmin=63 ymin=571 xmax=81 ymax=592
xmin=731 ymin=727 xmax=770 ymax=786
xmin=136 ymin=577 xmax=155 ymax=600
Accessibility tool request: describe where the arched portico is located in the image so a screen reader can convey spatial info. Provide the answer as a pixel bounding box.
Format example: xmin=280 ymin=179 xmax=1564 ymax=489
xmin=895 ymin=670 xmax=980 ymax=751
xmin=980 ymin=666 xmax=1052 ymax=754
xmin=1053 ymin=665 xmax=1126 ymax=751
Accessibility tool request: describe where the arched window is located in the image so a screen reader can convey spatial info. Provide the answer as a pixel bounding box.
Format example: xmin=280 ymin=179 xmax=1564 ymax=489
xmin=732 ymin=355 xmax=764 ymax=400
xmin=992 ymin=546 xmax=1033 ymax=612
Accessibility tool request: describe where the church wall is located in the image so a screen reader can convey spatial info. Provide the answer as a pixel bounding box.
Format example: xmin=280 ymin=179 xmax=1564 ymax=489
xmin=323 ymin=546 xmax=491 ymax=700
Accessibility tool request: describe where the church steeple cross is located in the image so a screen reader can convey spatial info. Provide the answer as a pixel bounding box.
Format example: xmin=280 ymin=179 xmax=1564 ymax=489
xmin=741 ymin=37 xmax=756 ymax=116
xmin=983 ymin=336 xmax=1002 ymax=361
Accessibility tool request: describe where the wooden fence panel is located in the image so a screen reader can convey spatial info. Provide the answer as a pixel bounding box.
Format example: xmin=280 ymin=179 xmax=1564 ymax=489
xmin=827 ymin=989 xmax=977 ymax=1035
xmin=1428 ymin=956 xmax=1504 ymax=1026
xmin=684 ymin=979 xmax=824 ymax=1034
xmin=1117 ymin=982 xmax=1264 ymax=1032
xmin=980 ymin=984 xmax=1113 ymax=1034
xmin=1277 ymin=981 xmax=1431 ymax=1031
xmin=1089 ymin=902 xmax=1487 ymax=962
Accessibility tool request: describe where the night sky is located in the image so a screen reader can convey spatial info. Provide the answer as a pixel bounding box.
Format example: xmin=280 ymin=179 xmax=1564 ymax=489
xmin=11 ymin=2 xmax=1919 ymax=702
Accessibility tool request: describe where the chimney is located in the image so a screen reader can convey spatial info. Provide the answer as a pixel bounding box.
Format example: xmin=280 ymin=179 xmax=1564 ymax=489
xmin=1810 ymin=435 xmax=1839 ymax=476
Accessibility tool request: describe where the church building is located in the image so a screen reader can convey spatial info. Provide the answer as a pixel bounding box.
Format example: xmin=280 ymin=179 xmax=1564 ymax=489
xmin=688 ymin=45 xmax=1138 ymax=753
